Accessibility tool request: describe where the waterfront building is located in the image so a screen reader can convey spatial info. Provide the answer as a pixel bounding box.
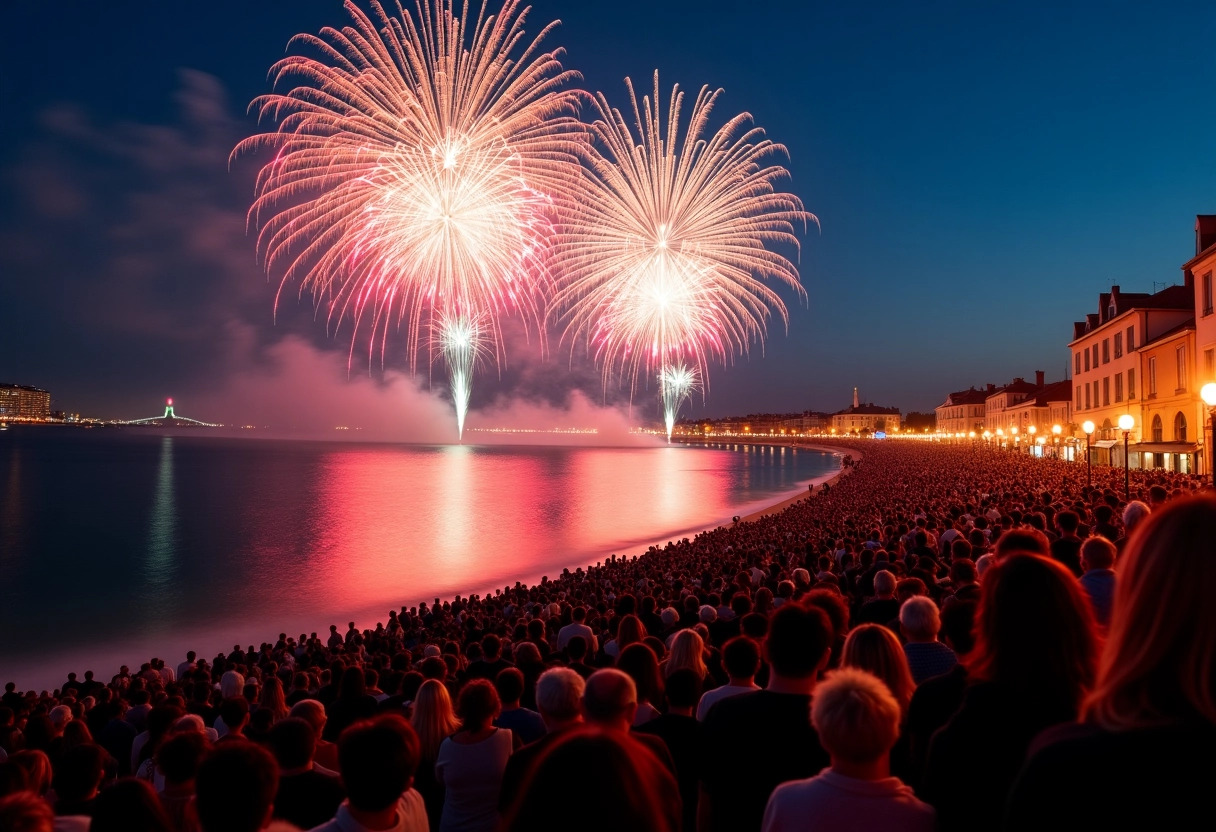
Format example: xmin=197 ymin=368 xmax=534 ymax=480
xmin=0 ymin=384 xmax=51 ymax=420
xmin=935 ymin=386 xmax=991 ymax=435
xmin=830 ymin=388 xmax=901 ymax=435
xmin=1185 ymin=215 xmax=1216 ymax=472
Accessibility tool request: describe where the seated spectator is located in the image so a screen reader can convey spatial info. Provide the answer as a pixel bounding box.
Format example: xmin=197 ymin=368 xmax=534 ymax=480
xmin=194 ymin=742 xmax=279 ymax=832
xmin=268 ymin=717 xmax=345 ymax=830
xmin=761 ymin=668 xmax=935 ymax=832
xmin=501 ymin=729 xmax=679 ymax=832
xmin=436 ymin=680 xmax=513 ymax=832
xmin=699 ymin=604 xmax=832 ymax=832
xmin=492 ymin=669 xmax=545 ymax=745
xmin=921 ymin=554 xmax=1097 ymax=832
xmin=88 ymin=777 xmax=174 ymax=832
xmin=1007 ymin=495 xmax=1216 ymax=829
xmin=309 ymin=715 xmax=427 ymax=832
xmin=696 ymin=637 xmax=761 ymax=721
xmin=899 ymin=597 xmax=957 ymax=685
xmin=1077 ymin=536 xmax=1117 ymax=630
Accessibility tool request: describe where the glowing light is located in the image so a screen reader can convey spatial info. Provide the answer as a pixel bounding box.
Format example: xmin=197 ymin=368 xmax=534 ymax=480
xmin=234 ymin=0 xmax=584 ymax=438
xmin=659 ymin=364 xmax=700 ymax=442
xmin=550 ymin=72 xmax=813 ymax=410
xmin=435 ymin=313 xmax=488 ymax=441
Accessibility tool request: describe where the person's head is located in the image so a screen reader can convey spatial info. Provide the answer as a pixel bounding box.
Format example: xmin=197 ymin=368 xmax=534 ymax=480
xmin=534 ymin=668 xmax=585 ymax=729
xmin=500 ymin=728 xmax=680 ymax=832
xmin=841 ymin=624 xmax=916 ymax=715
xmin=618 ymin=614 xmax=647 ymax=646
xmin=287 ymin=699 xmax=327 ymax=740
xmin=721 ymin=636 xmax=762 ymax=682
xmin=616 ymin=643 xmax=663 ymax=705
xmin=872 ymin=570 xmax=896 ymax=598
xmin=970 ymin=554 xmax=1097 ymax=705
xmin=219 ymin=670 xmax=244 ymax=700
xmin=456 ymin=679 xmax=500 ymax=731
xmin=899 ymin=596 xmax=941 ymax=643
xmin=218 ymin=697 xmax=249 ymax=734
xmin=55 ymin=743 xmax=107 ymax=805
xmin=1122 ymin=500 xmax=1151 ymax=535
xmin=338 ymin=666 xmax=366 ymax=699
xmin=268 ymin=717 xmax=317 ymax=771
xmin=156 ymin=731 xmax=208 ymax=786
xmin=338 ymin=715 xmax=421 ymax=812
xmin=0 ymin=791 xmax=53 ymax=832
xmin=663 ymin=668 xmax=702 ymax=713
xmin=1055 ymin=510 xmax=1079 ymax=535
xmin=802 ymin=589 xmax=850 ymax=643
xmin=949 ymin=558 xmax=978 ymax=587
xmin=583 ymin=669 xmax=637 ymax=730
xmin=811 ymin=668 xmax=902 ymax=767
xmin=494 ymin=667 xmax=526 ymax=708
xmin=765 ymin=603 xmax=833 ymax=681
xmin=195 ymin=741 xmax=279 ymax=832
xmin=1086 ymin=495 xmax=1216 ymax=729
xmin=566 ymin=635 xmax=588 ymax=662
xmin=8 ymin=751 xmax=52 ymax=798
xmin=481 ymin=633 xmax=502 ymax=660
xmin=993 ymin=528 xmax=1051 ymax=560
xmin=1080 ymin=536 xmax=1116 ymax=572
xmin=410 ymin=679 xmax=459 ymax=760
xmin=89 ymin=777 xmax=173 ymax=832
xmin=665 ymin=630 xmax=707 ymax=680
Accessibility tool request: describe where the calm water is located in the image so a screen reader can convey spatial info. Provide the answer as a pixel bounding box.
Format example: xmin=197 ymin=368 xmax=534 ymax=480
xmin=0 ymin=429 xmax=838 ymax=688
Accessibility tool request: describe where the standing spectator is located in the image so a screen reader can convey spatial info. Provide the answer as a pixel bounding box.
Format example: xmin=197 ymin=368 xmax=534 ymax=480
xmin=615 ymin=644 xmax=664 ymax=727
xmin=1049 ymin=511 xmax=1084 ymax=576
xmin=497 ymin=669 xmax=585 ymax=813
xmin=435 ymin=680 xmax=513 ymax=832
xmin=899 ymin=597 xmax=957 ymax=685
xmin=492 ymin=669 xmax=545 ymax=745
xmin=268 ymin=717 xmax=345 ymax=830
xmin=194 ymin=742 xmax=279 ymax=832
xmin=88 ymin=778 xmax=174 ymax=832
xmin=323 ymin=668 xmax=378 ymax=742
xmin=410 ymin=680 xmax=459 ymax=829
xmin=699 ymin=604 xmax=833 ymax=832
xmin=696 ymin=637 xmax=761 ymax=721
xmin=155 ymin=731 xmax=208 ymax=832
xmin=1077 ymin=536 xmax=1117 ymax=630
xmin=761 ymin=668 xmax=935 ymax=832
xmin=1007 ymin=496 xmax=1216 ymax=829
xmin=556 ymin=607 xmax=598 ymax=654
xmin=636 ymin=668 xmax=703 ymax=832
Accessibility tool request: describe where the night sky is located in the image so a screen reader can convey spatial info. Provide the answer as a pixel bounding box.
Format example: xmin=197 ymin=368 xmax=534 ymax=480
xmin=3 ymin=0 xmax=1216 ymax=427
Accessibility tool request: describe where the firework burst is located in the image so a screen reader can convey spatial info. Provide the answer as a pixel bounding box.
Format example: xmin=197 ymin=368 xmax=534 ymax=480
xmin=233 ymin=0 xmax=584 ymax=439
xmin=550 ymin=71 xmax=814 ymax=431
xmin=659 ymin=363 xmax=699 ymax=442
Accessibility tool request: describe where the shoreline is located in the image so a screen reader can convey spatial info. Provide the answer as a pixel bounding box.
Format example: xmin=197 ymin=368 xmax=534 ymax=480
xmin=736 ymin=443 xmax=863 ymax=522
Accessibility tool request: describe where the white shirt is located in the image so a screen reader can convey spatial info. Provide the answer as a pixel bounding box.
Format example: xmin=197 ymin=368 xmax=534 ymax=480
xmin=696 ymin=682 xmax=761 ymax=721
xmin=307 ymin=791 xmax=428 ymax=832
xmin=556 ymin=622 xmax=598 ymax=653
xmin=436 ymin=729 xmax=514 ymax=832
xmin=762 ymin=769 xmax=936 ymax=832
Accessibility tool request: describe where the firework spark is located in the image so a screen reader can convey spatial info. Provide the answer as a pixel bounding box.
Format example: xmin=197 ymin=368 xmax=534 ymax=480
xmin=233 ymin=0 xmax=584 ymax=439
xmin=550 ymin=71 xmax=813 ymax=425
xmin=659 ymin=363 xmax=699 ymax=442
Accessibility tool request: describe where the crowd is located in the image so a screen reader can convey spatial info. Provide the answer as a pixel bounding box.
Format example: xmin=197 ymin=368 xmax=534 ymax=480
xmin=1 ymin=439 xmax=1214 ymax=832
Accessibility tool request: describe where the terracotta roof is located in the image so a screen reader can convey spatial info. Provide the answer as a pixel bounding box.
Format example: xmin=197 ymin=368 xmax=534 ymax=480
xmin=1033 ymin=379 xmax=1073 ymax=406
xmin=940 ymin=388 xmax=989 ymax=407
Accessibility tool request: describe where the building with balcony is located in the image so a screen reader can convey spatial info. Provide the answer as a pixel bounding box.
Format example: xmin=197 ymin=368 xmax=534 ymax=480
xmin=0 ymin=384 xmax=51 ymax=420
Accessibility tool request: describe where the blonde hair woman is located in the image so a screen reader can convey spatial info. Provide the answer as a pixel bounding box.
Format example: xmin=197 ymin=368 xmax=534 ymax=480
xmin=257 ymin=676 xmax=289 ymax=724
xmin=841 ymin=624 xmax=916 ymax=717
xmin=412 ymin=679 xmax=461 ymax=828
xmin=665 ymin=629 xmax=708 ymax=681
xmin=1006 ymin=495 xmax=1216 ymax=829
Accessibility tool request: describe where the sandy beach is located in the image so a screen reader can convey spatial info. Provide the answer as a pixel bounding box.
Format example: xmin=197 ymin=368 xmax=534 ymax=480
xmin=735 ymin=442 xmax=863 ymax=522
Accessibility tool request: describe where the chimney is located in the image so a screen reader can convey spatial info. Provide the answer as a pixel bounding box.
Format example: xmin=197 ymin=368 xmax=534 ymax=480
xmin=852 ymin=387 xmax=859 ymax=409
xmin=1035 ymin=370 xmax=1045 ymax=388
xmin=987 ymin=383 xmax=996 ymax=394
xmin=1197 ymin=215 xmax=1216 ymax=255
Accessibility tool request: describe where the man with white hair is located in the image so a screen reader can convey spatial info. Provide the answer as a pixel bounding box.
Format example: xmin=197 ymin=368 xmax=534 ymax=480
xmin=857 ymin=570 xmax=901 ymax=628
xmin=1116 ymin=500 xmax=1151 ymax=557
xmin=900 ymin=597 xmax=957 ymax=684
xmin=497 ymin=668 xmax=585 ymax=811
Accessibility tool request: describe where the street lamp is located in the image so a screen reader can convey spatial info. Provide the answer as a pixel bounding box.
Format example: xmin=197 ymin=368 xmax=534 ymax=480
xmin=1082 ymin=420 xmax=1095 ymax=486
xmin=1028 ymin=425 xmax=1037 ymax=454
xmin=1052 ymin=424 xmax=1062 ymax=458
xmin=1201 ymin=382 xmax=1216 ymax=490
xmin=1118 ymin=413 xmax=1135 ymax=500
xmin=1011 ymin=426 xmax=1019 ymax=452
xmin=1036 ymin=436 xmax=1046 ymax=456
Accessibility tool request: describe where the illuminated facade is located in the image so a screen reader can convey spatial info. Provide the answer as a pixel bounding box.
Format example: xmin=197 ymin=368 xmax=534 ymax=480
xmin=935 ymin=387 xmax=991 ymax=435
xmin=831 ymin=388 xmax=901 ymax=434
xmin=1185 ymin=215 xmax=1216 ymax=475
xmin=0 ymin=384 xmax=51 ymax=420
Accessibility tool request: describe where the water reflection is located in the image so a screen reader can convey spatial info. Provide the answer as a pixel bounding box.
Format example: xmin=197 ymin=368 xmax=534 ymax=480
xmin=143 ymin=437 xmax=177 ymax=610
xmin=1 ymin=447 xmax=22 ymax=563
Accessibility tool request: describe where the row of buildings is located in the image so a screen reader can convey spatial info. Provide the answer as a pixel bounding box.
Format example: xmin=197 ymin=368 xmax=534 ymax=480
xmin=936 ymin=215 xmax=1216 ymax=475
xmin=678 ymin=388 xmax=903 ymax=437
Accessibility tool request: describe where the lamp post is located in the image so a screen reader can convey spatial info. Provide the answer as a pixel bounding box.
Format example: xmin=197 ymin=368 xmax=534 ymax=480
xmin=1011 ymin=426 xmax=1019 ymax=453
xmin=1118 ymin=413 xmax=1135 ymax=500
xmin=1028 ymin=424 xmax=1037 ymax=455
xmin=996 ymin=428 xmax=1004 ymax=449
xmin=1082 ymin=420 xmax=1095 ymax=486
xmin=1052 ymin=424 xmax=1062 ymax=459
xmin=1036 ymin=436 xmax=1046 ymax=457
xmin=1201 ymin=383 xmax=1216 ymax=490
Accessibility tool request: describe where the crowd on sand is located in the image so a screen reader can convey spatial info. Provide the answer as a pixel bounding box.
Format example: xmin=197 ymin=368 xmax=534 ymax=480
xmin=2 ymin=440 xmax=1215 ymax=832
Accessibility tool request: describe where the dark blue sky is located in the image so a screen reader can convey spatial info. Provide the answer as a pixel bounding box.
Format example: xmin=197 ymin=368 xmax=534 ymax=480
xmin=3 ymin=0 xmax=1215 ymax=424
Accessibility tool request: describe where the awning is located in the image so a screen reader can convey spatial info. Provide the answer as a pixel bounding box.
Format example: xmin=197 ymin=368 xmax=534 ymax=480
xmin=1091 ymin=440 xmax=1118 ymax=448
xmin=1135 ymin=442 xmax=1199 ymax=454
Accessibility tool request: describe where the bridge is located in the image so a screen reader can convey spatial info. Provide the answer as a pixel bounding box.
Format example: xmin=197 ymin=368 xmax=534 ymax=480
xmin=123 ymin=398 xmax=221 ymax=427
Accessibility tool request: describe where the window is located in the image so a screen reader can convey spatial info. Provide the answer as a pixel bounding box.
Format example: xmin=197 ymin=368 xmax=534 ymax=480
xmin=1115 ymin=373 xmax=1123 ymax=402
xmin=1206 ymin=348 xmax=1215 ymax=378
xmin=1102 ymin=339 xmax=1110 ymax=364
xmin=1085 ymin=384 xmax=1091 ymax=410
xmin=1204 ymin=272 xmax=1213 ymax=317
xmin=1092 ymin=344 xmax=1099 ymax=367
xmin=1151 ymin=414 xmax=1163 ymax=443
xmin=1128 ymin=368 xmax=1136 ymax=399
xmin=1076 ymin=386 xmax=1082 ymax=409
xmin=1114 ymin=332 xmax=1123 ymax=358
xmin=1127 ymin=325 xmax=1135 ymax=351
xmin=1075 ymin=352 xmax=1082 ymax=375
xmin=1176 ymin=346 xmax=1187 ymax=392
xmin=1148 ymin=356 xmax=1157 ymax=397
xmin=1101 ymin=376 xmax=1109 ymax=406
xmin=1093 ymin=380 xmax=1100 ymax=409
xmin=1175 ymin=412 xmax=1188 ymax=442
xmin=1084 ymin=350 xmax=1090 ymax=372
